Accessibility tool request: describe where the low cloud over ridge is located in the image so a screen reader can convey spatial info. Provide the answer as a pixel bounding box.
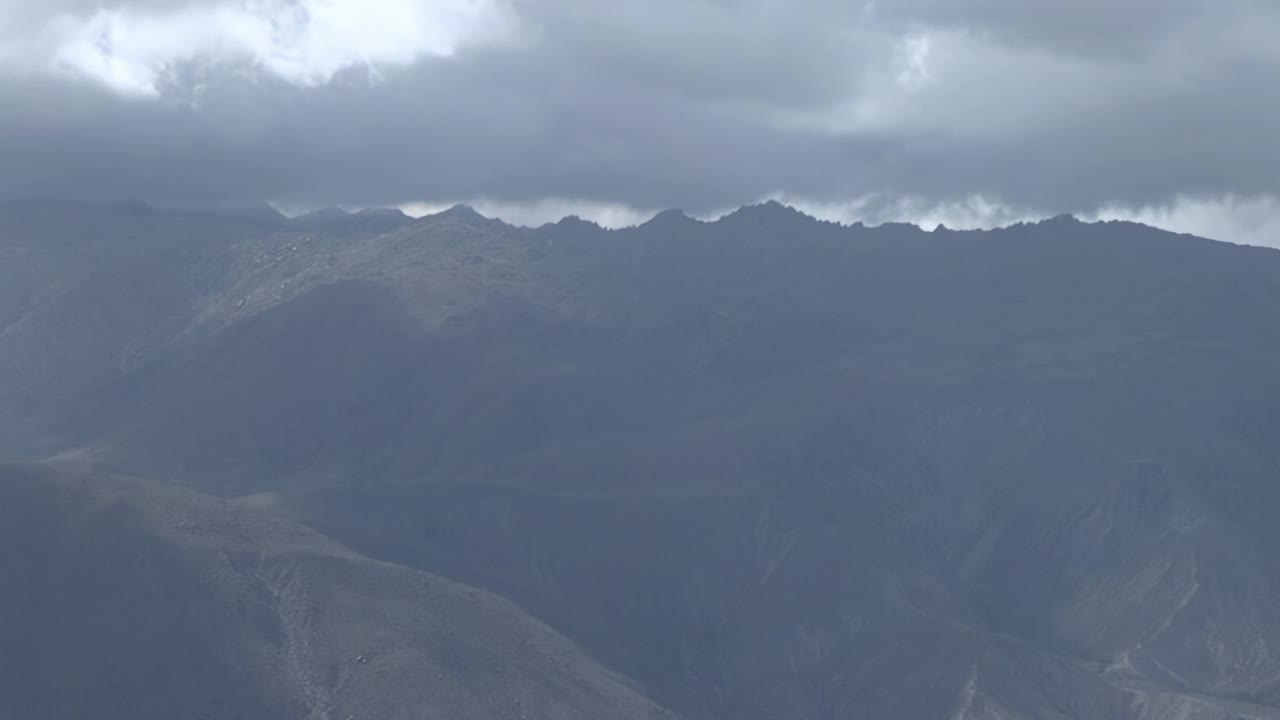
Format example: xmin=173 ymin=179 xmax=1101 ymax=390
xmin=1 ymin=0 xmax=1279 ymax=244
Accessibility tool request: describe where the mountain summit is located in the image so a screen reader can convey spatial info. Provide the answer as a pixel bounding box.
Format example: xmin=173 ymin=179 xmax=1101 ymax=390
xmin=429 ymin=203 xmax=490 ymax=225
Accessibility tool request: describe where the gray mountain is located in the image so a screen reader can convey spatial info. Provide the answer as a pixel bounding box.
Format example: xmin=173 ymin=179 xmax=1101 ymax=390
xmin=5 ymin=199 xmax=1280 ymax=718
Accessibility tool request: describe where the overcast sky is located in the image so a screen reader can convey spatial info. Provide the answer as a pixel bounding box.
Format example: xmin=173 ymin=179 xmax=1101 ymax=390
xmin=1 ymin=0 xmax=1278 ymax=243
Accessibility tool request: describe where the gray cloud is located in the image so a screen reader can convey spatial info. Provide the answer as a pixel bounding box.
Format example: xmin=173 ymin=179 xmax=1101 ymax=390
xmin=1 ymin=0 xmax=1279 ymax=242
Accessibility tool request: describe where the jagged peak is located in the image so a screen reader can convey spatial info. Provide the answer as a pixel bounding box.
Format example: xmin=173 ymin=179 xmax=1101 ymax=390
xmin=432 ymin=203 xmax=489 ymax=224
xmin=719 ymin=200 xmax=814 ymax=224
xmin=642 ymin=208 xmax=696 ymax=227
xmin=553 ymin=214 xmax=602 ymax=229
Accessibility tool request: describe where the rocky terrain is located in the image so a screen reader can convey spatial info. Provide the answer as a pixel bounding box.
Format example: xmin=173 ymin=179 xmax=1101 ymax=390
xmin=0 ymin=461 xmax=673 ymax=720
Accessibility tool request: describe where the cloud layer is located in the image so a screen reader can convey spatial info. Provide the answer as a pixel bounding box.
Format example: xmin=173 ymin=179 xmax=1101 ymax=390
xmin=3 ymin=0 xmax=516 ymax=94
xmin=2 ymin=0 xmax=1279 ymax=244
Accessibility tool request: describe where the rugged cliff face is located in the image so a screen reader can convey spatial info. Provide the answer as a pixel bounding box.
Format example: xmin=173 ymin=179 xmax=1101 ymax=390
xmin=5 ymin=200 xmax=1280 ymax=719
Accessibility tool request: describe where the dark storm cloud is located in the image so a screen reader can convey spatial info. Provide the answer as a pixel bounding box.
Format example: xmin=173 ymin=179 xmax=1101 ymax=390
xmin=1 ymin=0 xmax=1278 ymax=231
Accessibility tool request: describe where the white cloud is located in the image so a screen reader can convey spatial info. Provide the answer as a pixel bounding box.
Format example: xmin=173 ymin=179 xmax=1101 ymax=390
xmin=782 ymin=192 xmax=1280 ymax=247
xmin=894 ymin=33 xmax=936 ymax=90
xmin=396 ymin=201 xmax=456 ymax=218
xmin=386 ymin=192 xmax=1280 ymax=248
xmin=1091 ymin=194 xmax=1280 ymax=248
xmin=761 ymin=192 xmax=1039 ymax=231
xmin=9 ymin=0 xmax=517 ymax=96
xmin=399 ymin=198 xmax=658 ymax=229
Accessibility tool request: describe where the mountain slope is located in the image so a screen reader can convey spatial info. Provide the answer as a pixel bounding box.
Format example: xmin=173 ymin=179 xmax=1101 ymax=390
xmin=6 ymin=200 xmax=1280 ymax=718
xmin=0 ymin=462 xmax=675 ymax=720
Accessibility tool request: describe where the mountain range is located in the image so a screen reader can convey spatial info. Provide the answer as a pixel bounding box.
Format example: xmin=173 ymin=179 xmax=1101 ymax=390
xmin=4 ymin=198 xmax=1280 ymax=719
